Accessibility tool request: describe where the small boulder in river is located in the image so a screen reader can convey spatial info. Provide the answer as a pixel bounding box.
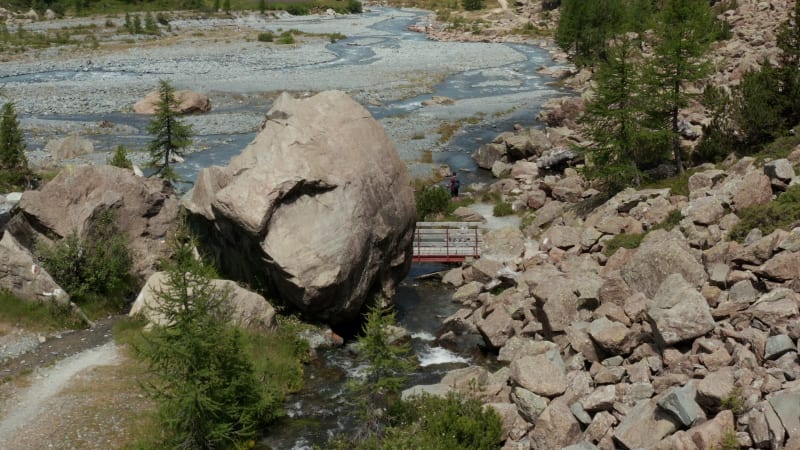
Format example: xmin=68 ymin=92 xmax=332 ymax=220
xmin=184 ymin=90 xmax=416 ymax=326
xmin=45 ymin=134 xmax=93 ymax=161
xmin=134 ymin=89 xmax=211 ymax=114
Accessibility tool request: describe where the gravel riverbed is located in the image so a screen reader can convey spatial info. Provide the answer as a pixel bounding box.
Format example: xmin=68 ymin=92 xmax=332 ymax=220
xmin=1 ymin=7 xmax=561 ymax=178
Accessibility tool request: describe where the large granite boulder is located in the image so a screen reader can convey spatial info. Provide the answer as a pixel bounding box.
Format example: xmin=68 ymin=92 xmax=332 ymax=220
xmin=134 ymin=89 xmax=211 ymax=114
xmin=0 ymin=231 xmax=68 ymax=305
xmin=184 ymin=91 xmax=416 ymax=326
xmin=130 ymin=272 xmax=277 ymax=333
xmin=6 ymin=165 xmax=179 ymax=279
xmin=45 ymin=134 xmax=94 ymax=161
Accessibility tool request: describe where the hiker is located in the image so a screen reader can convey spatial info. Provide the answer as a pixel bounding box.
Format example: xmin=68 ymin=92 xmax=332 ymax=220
xmin=449 ymin=175 xmax=460 ymax=197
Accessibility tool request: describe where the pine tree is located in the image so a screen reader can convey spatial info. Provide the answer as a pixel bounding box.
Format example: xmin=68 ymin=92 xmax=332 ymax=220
xmin=0 ymin=102 xmax=29 ymax=177
xmin=350 ymin=299 xmax=412 ymax=443
xmin=581 ymin=37 xmax=651 ymax=190
xmin=108 ymin=144 xmax=132 ymax=169
xmin=777 ymin=0 xmax=800 ymax=125
xmin=223 ymin=0 xmax=231 ymax=13
xmin=259 ymin=0 xmax=266 ymax=14
xmin=646 ymin=0 xmax=714 ymax=173
xmin=556 ymin=0 xmax=625 ymax=66
xmin=137 ymin=223 xmax=272 ymax=449
xmin=147 ymin=80 xmax=191 ymax=180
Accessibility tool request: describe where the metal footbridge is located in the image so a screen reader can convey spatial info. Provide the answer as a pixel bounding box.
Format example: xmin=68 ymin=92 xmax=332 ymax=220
xmin=411 ymin=221 xmax=484 ymax=263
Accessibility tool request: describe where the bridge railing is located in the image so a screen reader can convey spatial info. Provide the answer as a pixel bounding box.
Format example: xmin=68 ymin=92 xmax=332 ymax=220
xmin=413 ymin=221 xmax=484 ymax=263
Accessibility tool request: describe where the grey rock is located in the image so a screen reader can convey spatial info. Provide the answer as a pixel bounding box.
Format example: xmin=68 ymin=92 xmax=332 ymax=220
xmin=473 ymin=143 xmax=507 ymax=169
xmin=569 ymin=401 xmax=592 ymax=425
xmin=401 ymin=383 xmax=451 ymax=400
xmin=130 ymin=272 xmax=277 ymax=333
xmin=697 ymin=367 xmax=735 ymax=409
xmin=621 ymin=237 xmax=707 ymax=298
xmin=528 ymin=399 xmax=582 ymax=450
xmin=729 ymin=279 xmax=758 ymax=304
xmin=657 ymin=382 xmax=702 ymax=427
xmin=647 ymin=274 xmax=715 ymax=346
xmin=0 ymin=232 xmax=68 ymax=305
xmin=765 ymin=158 xmax=796 ymax=182
xmin=510 ymin=353 xmax=567 ymax=398
xmin=562 ymin=443 xmax=599 ymax=450
xmin=758 ymin=250 xmax=800 ymax=282
xmin=588 ymin=317 xmax=633 ymax=355
xmin=482 ymin=227 xmax=525 ymax=263
xmin=614 ymin=399 xmax=679 ymax=450
xmin=511 ymin=387 xmax=548 ymax=423
xmin=769 ymin=390 xmax=800 ymax=439
xmin=491 ymin=160 xmax=513 ymax=178
xmin=476 ymin=308 xmax=515 ymax=349
xmin=581 ymin=385 xmax=616 ymax=412
xmin=765 ymin=335 xmax=795 ymax=360
xmin=45 ymin=134 xmax=94 ymax=160
xmin=452 ymin=281 xmax=483 ymax=304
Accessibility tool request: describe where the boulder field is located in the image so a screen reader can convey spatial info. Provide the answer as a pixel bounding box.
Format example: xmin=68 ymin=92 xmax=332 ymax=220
xmin=184 ymin=90 xmax=416 ymax=326
xmin=410 ymin=148 xmax=800 ymax=449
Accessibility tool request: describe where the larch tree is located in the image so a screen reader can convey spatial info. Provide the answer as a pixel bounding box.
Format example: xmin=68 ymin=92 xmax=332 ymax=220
xmin=646 ymin=0 xmax=714 ymax=173
xmin=147 ymin=79 xmax=192 ymax=181
xmin=581 ymin=37 xmax=652 ymax=190
xmin=0 ymin=102 xmax=26 ymax=171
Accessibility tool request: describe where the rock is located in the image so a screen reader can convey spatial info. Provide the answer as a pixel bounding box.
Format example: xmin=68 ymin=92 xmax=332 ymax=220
xmin=184 ymin=91 xmax=415 ymax=326
xmin=747 ymin=289 xmax=800 ymax=330
xmin=511 ymin=160 xmax=539 ymax=180
xmin=580 ymin=385 xmax=616 ymax=412
xmin=684 ymin=196 xmax=725 ymax=226
xmin=732 ymin=171 xmax=772 ymax=211
xmin=134 ymin=89 xmax=211 ymax=114
xmin=482 ymin=227 xmax=525 ymax=263
xmin=440 ymin=366 xmax=489 ymax=391
xmin=528 ymin=399 xmax=582 ymax=449
xmin=686 ymin=409 xmax=735 ymax=449
xmin=485 ymin=402 xmax=530 ymax=442
xmin=563 ymin=443 xmax=599 ymax=450
xmin=769 ymin=390 xmax=800 ymax=439
xmin=765 ymin=335 xmax=795 ymax=360
xmin=452 ymin=206 xmax=485 ymax=222
xmin=764 ymin=158 xmax=796 ymax=182
xmin=758 ymin=250 xmax=800 ymax=281
xmin=477 ymin=307 xmax=515 ymax=349
xmin=498 ymin=337 xmax=556 ymax=362
xmin=588 ymin=317 xmax=633 ymax=355
xmin=537 ymin=278 xmax=580 ymax=332
xmin=421 ymin=96 xmax=454 ymax=106
xmin=130 ymin=272 xmax=277 ymax=333
xmin=45 ymin=134 xmax=94 ymax=160
xmin=621 ymin=236 xmax=707 ymax=298
xmin=402 ymin=383 xmax=451 ymax=400
xmin=614 ymin=398 xmax=679 ymax=450
xmin=473 ymin=143 xmax=507 ymax=169
xmin=511 ymin=387 xmax=548 ymax=422
xmin=570 ymin=401 xmax=592 ymax=425
xmin=7 ymin=165 xmax=179 ymax=279
xmin=510 ymin=353 xmax=567 ymax=397
xmin=697 ymin=367 xmax=735 ymax=409
xmin=541 ymin=225 xmax=582 ymax=250
xmin=537 ymin=147 xmax=580 ymax=171
xmin=441 ymin=267 xmax=464 ymax=287
xmin=0 ymin=232 xmax=68 ymax=305
xmin=647 ymin=274 xmax=715 ymax=346
xmin=657 ymin=382 xmax=702 ymax=427
xmin=452 ymin=281 xmax=483 ymax=304
xmin=492 ymin=160 xmax=513 ymax=178
xmin=585 ymin=411 xmax=617 ymax=444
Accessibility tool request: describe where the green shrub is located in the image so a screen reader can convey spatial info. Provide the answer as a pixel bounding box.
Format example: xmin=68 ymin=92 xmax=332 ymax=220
xmin=329 ymin=32 xmax=346 ymax=43
xmin=366 ymin=392 xmax=502 ymax=450
xmin=415 ymin=185 xmax=451 ymax=220
xmin=286 ymin=4 xmax=309 ymax=15
xmin=108 ymin=144 xmax=132 ymax=169
xmin=36 ymin=210 xmax=134 ymax=309
xmin=462 ymin=0 xmax=483 ymax=11
xmin=277 ymin=32 xmax=295 ymax=44
xmin=729 ymin=185 xmax=800 ymax=242
xmin=720 ymin=387 xmax=746 ymax=415
xmin=257 ymin=31 xmax=274 ymax=42
xmin=603 ymin=232 xmax=645 ymax=256
xmin=492 ymin=202 xmax=513 ymax=217
xmin=347 ymin=0 xmax=363 ymax=13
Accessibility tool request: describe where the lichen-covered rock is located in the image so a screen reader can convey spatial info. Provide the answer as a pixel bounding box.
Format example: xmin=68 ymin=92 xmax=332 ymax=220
xmin=647 ymin=274 xmax=715 ymax=346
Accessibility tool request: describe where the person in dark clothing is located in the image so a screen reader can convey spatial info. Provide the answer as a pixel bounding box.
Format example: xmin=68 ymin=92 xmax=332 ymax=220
xmin=449 ymin=175 xmax=460 ymax=197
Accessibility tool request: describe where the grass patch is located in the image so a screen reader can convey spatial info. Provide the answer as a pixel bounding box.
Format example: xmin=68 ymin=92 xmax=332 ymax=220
xmin=729 ymin=184 xmax=800 ymax=241
xmin=0 ymin=290 xmax=83 ymax=332
xmin=492 ymin=202 xmax=513 ymax=217
xmin=641 ymin=169 xmax=693 ymax=197
xmin=753 ymin=129 xmax=800 ymax=163
xmin=436 ymin=121 xmax=461 ymax=144
xmin=412 ymin=131 xmax=425 ymax=140
xmin=257 ymin=31 xmax=274 ymax=42
xmin=720 ymin=387 xmax=746 ymax=416
xmin=603 ymin=209 xmax=683 ymax=256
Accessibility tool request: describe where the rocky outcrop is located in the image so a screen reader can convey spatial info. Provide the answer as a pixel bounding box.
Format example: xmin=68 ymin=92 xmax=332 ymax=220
xmin=133 ymin=90 xmax=211 ymax=114
xmin=6 ymin=165 xmax=179 ymax=279
xmin=185 ymin=91 xmax=416 ymax=326
xmin=130 ymin=271 xmax=277 ymax=333
xmin=0 ymin=231 xmax=68 ymax=305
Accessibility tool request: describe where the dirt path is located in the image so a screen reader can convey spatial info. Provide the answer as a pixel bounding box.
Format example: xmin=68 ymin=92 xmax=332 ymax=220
xmin=0 ymin=342 xmax=122 ymax=447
